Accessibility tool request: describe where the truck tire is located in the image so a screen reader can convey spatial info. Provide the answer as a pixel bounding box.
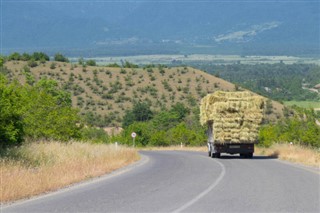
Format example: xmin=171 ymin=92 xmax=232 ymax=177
xmin=211 ymin=151 xmax=215 ymax=158
xmin=211 ymin=152 xmax=221 ymax=158
xmin=247 ymin=153 xmax=253 ymax=158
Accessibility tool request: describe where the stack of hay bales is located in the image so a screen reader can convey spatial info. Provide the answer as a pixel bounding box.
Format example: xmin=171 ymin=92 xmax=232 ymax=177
xmin=200 ymin=91 xmax=264 ymax=144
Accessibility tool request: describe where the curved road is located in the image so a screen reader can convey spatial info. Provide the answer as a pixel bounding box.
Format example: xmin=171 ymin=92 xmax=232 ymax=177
xmin=2 ymin=151 xmax=320 ymax=213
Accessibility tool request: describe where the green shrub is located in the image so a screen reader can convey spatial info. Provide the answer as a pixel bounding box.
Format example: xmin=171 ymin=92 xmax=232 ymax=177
xmin=86 ymin=60 xmax=96 ymax=66
xmin=149 ymin=131 xmax=169 ymax=146
xmin=0 ymin=76 xmax=25 ymax=148
xmin=27 ymin=59 xmax=38 ymax=68
xmin=81 ymin=127 xmax=109 ymax=143
xmin=54 ymin=53 xmax=69 ymax=62
xmin=259 ymin=107 xmax=320 ymax=148
xmin=0 ymin=75 xmax=82 ymax=148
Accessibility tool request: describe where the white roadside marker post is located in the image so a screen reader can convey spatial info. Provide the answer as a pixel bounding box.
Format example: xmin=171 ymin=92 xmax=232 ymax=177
xmin=131 ymin=132 xmax=137 ymax=147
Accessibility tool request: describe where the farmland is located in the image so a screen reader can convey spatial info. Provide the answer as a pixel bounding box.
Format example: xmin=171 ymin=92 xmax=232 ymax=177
xmin=284 ymin=101 xmax=320 ymax=110
xmin=70 ymin=54 xmax=320 ymax=66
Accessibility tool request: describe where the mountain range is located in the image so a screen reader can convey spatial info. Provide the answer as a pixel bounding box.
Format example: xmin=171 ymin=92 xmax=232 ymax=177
xmin=2 ymin=0 xmax=319 ymax=56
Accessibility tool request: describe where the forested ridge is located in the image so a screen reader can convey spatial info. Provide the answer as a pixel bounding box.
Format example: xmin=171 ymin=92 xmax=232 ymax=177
xmin=193 ymin=63 xmax=320 ymax=101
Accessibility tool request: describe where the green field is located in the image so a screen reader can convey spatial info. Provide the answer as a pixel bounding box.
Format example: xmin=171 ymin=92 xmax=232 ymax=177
xmin=284 ymin=101 xmax=320 ymax=109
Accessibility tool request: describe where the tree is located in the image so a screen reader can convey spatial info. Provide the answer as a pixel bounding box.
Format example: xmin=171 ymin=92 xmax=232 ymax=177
xmin=86 ymin=59 xmax=96 ymax=66
xmin=124 ymin=61 xmax=138 ymax=68
xmin=170 ymin=102 xmax=189 ymax=120
xmin=122 ymin=102 xmax=153 ymax=127
xmin=0 ymin=75 xmax=25 ymax=148
xmin=32 ymin=52 xmax=49 ymax=61
xmin=132 ymin=102 xmax=153 ymax=122
xmin=21 ymin=53 xmax=31 ymax=61
xmin=54 ymin=53 xmax=69 ymax=62
xmin=36 ymin=78 xmax=72 ymax=106
xmin=124 ymin=122 xmax=152 ymax=146
xmin=122 ymin=111 xmax=135 ymax=128
xmin=78 ymin=57 xmax=84 ymax=65
xmin=107 ymin=63 xmax=120 ymax=68
xmin=27 ymin=59 xmax=38 ymax=68
xmin=22 ymin=87 xmax=81 ymax=141
xmin=8 ymin=52 xmax=21 ymax=61
xmin=0 ymin=56 xmax=4 ymax=67
xmin=152 ymin=111 xmax=179 ymax=131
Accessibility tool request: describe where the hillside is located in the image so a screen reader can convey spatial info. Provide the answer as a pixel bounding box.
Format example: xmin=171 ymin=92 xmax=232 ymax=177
xmin=4 ymin=61 xmax=283 ymax=126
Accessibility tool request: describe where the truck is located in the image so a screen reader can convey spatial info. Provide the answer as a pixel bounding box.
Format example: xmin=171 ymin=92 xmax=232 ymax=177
xmin=200 ymin=91 xmax=264 ymax=158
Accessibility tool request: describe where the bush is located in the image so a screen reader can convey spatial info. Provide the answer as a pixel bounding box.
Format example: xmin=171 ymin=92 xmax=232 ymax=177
xmin=123 ymin=122 xmax=152 ymax=147
xmin=81 ymin=127 xmax=109 ymax=143
xmin=32 ymin=52 xmax=49 ymax=61
xmin=122 ymin=102 xmax=153 ymax=127
xmin=27 ymin=59 xmax=38 ymax=68
xmin=50 ymin=62 xmax=56 ymax=69
xmin=0 ymin=75 xmax=82 ymax=148
xmin=149 ymin=131 xmax=169 ymax=146
xmin=0 ymin=77 xmax=25 ymax=148
xmin=54 ymin=53 xmax=69 ymax=62
xmin=259 ymin=107 xmax=320 ymax=148
xmin=116 ymin=104 xmax=206 ymax=147
xmin=86 ymin=60 xmax=96 ymax=66
xmin=152 ymin=111 xmax=180 ymax=131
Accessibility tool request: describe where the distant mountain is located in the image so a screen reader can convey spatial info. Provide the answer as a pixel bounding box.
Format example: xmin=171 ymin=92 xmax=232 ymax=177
xmin=2 ymin=0 xmax=319 ymax=56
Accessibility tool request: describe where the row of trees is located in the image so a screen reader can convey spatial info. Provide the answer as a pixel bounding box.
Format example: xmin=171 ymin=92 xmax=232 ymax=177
xmin=5 ymin=52 xmax=70 ymax=63
xmin=259 ymin=106 xmax=320 ymax=148
xmin=119 ymin=102 xmax=320 ymax=148
xmin=111 ymin=102 xmax=206 ymax=147
xmin=195 ymin=63 xmax=320 ymax=101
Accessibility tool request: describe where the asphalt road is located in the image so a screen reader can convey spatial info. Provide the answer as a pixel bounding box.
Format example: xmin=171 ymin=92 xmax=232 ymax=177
xmin=2 ymin=151 xmax=320 ymax=213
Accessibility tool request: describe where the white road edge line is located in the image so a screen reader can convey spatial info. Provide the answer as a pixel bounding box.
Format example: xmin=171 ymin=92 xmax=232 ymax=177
xmin=172 ymin=158 xmax=226 ymax=213
xmin=1 ymin=154 xmax=149 ymax=209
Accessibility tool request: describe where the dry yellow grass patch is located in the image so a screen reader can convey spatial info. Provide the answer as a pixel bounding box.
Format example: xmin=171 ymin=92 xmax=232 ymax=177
xmin=1 ymin=141 xmax=139 ymax=203
xmin=255 ymin=144 xmax=320 ymax=168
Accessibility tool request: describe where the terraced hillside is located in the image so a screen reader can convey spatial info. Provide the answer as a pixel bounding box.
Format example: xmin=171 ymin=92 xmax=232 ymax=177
xmin=4 ymin=61 xmax=283 ymax=126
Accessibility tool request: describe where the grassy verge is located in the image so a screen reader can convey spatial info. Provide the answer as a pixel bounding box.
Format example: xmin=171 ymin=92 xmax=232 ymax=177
xmin=142 ymin=144 xmax=320 ymax=168
xmin=255 ymin=144 xmax=320 ymax=168
xmin=1 ymin=141 xmax=139 ymax=203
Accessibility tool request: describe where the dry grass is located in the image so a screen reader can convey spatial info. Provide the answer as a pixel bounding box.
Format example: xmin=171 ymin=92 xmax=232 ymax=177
xmin=143 ymin=144 xmax=319 ymax=168
xmin=1 ymin=141 xmax=139 ymax=203
xmin=255 ymin=144 xmax=320 ymax=168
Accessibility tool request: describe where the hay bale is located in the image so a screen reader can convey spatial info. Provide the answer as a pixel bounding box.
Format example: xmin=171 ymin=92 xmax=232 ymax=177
xmin=200 ymin=91 xmax=264 ymax=144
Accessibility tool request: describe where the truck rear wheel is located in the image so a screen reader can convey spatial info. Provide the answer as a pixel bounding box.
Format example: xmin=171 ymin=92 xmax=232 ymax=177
xmin=211 ymin=151 xmax=215 ymax=158
xmin=211 ymin=152 xmax=220 ymax=158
